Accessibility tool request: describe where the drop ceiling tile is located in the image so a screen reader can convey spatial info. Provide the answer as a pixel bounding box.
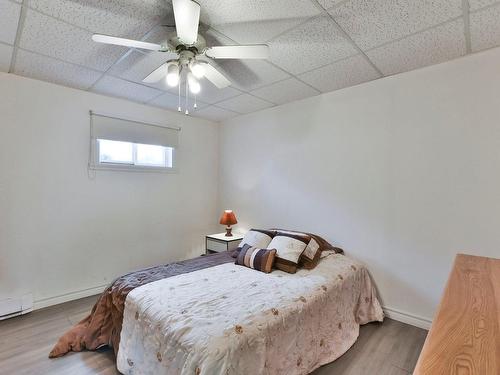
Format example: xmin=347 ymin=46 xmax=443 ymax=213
xmin=202 ymin=27 xmax=236 ymax=48
xmin=29 ymin=0 xmax=170 ymax=38
xmin=269 ymin=15 xmax=358 ymax=75
xmin=317 ymin=0 xmax=349 ymax=9
xmin=148 ymin=91 xmax=181 ymax=111
xmin=0 ymin=43 xmax=13 ymax=72
xmin=216 ymin=93 xmax=274 ymax=114
xmin=367 ymin=19 xmax=466 ymax=76
xmin=217 ymin=60 xmax=290 ymax=92
xmin=169 ymin=79 xmax=241 ymax=104
xmin=470 ymin=4 xmax=500 ymax=52
xmin=20 ymin=10 xmax=127 ymax=72
xmin=251 ymin=78 xmax=319 ymax=105
xmin=108 ymin=50 xmax=177 ymax=91
xmin=0 ymin=0 xmax=21 ymax=45
xmin=198 ymin=0 xmax=321 ymax=44
xmin=299 ymin=54 xmax=380 ymax=93
xmin=193 ymin=105 xmax=239 ymax=122
xmin=14 ymin=49 xmax=102 ymax=90
xmin=142 ymin=24 xmax=175 ymax=45
xmin=149 ymin=91 xmax=209 ymax=112
xmin=329 ymin=0 xmax=463 ymax=51
xmin=92 ymin=75 xmax=163 ymax=103
xmin=469 ymin=0 xmax=500 ymax=10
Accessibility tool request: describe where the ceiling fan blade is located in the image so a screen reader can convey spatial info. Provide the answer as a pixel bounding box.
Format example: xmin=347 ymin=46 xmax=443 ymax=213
xmin=205 ymin=45 xmax=269 ymax=59
xmin=204 ymin=63 xmax=231 ymax=89
xmin=172 ymin=0 xmax=200 ymax=45
xmin=92 ymin=34 xmax=167 ymax=52
xmin=143 ymin=63 xmax=169 ymax=83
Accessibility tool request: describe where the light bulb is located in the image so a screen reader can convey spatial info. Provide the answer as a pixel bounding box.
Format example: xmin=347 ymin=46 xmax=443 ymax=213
xmin=190 ymin=61 xmax=205 ymax=79
xmin=166 ymin=63 xmax=180 ymax=87
xmin=188 ymin=72 xmax=201 ymax=94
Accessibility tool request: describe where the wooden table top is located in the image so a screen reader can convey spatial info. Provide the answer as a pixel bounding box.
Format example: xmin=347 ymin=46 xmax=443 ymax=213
xmin=413 ymin=253 xmax=500 ymax=375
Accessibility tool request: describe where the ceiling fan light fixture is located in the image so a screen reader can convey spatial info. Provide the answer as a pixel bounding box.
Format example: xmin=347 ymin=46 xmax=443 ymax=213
xmin=190 ymin=61 xmax=205 ymax=79
xmin=166 ymin=63 xmax=180 ymax=87
xmin=187 ymin=72 xmax=201 ymax=94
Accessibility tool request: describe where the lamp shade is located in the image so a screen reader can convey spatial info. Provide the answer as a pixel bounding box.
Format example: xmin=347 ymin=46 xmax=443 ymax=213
xmin=219 ymin=210 xmax=237 ymax=226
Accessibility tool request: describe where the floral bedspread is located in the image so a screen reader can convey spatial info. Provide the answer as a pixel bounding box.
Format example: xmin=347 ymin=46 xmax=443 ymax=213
xmin=117 ymin=254 xmax=384 ymax=375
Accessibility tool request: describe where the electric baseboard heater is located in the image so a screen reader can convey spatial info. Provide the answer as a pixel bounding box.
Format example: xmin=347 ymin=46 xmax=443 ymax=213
xmin=0 ymin=294 xmax=33 ymax=320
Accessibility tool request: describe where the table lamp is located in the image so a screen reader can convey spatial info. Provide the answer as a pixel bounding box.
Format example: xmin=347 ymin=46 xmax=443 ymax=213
xmin=219 ymin=210 xmax=237 ymax=236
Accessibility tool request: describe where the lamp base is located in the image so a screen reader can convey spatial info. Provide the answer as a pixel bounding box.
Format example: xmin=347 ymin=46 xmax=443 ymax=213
xmin=225 ymin=226 xmax=233 ymax=237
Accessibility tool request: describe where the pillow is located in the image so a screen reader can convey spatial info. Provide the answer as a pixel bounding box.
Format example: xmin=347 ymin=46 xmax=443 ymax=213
xmin=238 ymin=229 xmax=275 ymax=248
xmin=235 ymin=244 xmax=277 ymax=273
xmin=270 ymin=228 xmax=343 ymax=269
xmin=267 ymin=233 xmax=309 ymax=273
xmin=232 ymin=229 xmax=276 ymax=258
xmin=320 ymin=249 xmax=337 ymax=258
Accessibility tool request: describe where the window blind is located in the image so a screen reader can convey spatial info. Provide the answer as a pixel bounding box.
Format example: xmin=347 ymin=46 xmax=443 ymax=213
xmin=90 ymin=111 xmax=180 ymax=148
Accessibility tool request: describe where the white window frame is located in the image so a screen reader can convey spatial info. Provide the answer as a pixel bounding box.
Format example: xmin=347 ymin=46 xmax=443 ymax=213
xmin=90 ymin=139 xmax=177 ymax=173
xmin=88 ymin=111 xmax=179 ymax=174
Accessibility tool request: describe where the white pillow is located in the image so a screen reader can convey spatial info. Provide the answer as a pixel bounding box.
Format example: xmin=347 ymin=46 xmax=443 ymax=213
xmin=320 ymin=249 xmax=337 ymax=259
xmin=238 ymin=229 xmax=273 ymax=249
xmin=267 ymin=235 xmax=307 ymax=264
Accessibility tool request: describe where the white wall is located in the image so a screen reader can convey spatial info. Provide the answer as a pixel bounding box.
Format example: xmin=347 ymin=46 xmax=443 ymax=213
xmin=219 ymin=47 xmax=500 ymax=325
xmin=0 ymin=73 xmax=220 ymax=308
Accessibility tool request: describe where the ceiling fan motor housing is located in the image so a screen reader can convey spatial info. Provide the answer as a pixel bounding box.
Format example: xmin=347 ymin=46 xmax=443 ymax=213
xmin=168 ymin=34 xmax=206 ymax=56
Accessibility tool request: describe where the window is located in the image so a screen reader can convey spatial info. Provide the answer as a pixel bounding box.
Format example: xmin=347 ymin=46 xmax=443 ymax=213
xmin=89 ymin=112 xmax=179 ymax=172
xmin=136 ymin=143 xmax=172 ymax=168
xmin=98 ymin=140 xmax=133 ymax=164
xmin=97 ymin=139 xmax=173 ymax=169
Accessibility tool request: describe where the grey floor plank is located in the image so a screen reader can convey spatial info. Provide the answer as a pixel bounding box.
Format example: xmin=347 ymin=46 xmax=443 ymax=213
xmin=0 ymin=296 xmax=427 ymax=374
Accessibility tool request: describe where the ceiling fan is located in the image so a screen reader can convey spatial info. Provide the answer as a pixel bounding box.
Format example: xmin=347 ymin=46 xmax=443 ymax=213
xmin=92 ymin=0 xmax=269 ymax=113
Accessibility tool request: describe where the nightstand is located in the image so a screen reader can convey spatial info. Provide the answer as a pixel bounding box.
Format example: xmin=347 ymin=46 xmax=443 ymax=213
xmin=206 ymin=233 xmax=244 ymax=254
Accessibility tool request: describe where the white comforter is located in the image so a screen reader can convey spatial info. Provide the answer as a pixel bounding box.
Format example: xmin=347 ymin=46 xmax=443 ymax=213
xmin=117 ymin=254 xmax=384 ymax=375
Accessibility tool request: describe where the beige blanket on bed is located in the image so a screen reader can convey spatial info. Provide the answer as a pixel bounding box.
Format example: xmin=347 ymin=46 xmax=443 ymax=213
xmin=117 ymin=254 xmax=384 ymax=375
xmin=49 ymin=252 xmax=234 ymax=358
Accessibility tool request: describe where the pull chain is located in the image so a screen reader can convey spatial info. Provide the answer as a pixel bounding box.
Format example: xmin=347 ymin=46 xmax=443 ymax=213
xmin=194 ymin=95 xmax=197 ymax=109
xmin=177 ymin=80 xmax=181 ymax=112
xmin=185 ymin=75 xmax=189 ymax=115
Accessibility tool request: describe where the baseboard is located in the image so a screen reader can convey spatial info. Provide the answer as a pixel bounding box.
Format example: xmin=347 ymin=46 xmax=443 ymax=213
xmin=383 ymin=306 xmax=432 ymax=330
xmin=33 ymin=284 xmax=108 ymax=310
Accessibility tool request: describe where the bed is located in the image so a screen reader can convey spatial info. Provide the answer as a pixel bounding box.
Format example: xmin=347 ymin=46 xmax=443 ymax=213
xmin=50 ymin=251 xmax=383 ymax=374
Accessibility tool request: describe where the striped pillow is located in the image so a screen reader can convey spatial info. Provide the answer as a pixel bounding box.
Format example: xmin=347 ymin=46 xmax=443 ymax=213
xmin=235 ymin=244 xmax=277 ymax=273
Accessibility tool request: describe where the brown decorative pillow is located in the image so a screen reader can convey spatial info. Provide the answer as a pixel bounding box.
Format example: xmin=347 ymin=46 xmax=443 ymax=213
xmin=269 ymin=229 xmax=343 ymax=269
xmin=274 ymin=257 xmax=300 ymax=274
xmin=235 ymin=244 xmax=277 ymax=273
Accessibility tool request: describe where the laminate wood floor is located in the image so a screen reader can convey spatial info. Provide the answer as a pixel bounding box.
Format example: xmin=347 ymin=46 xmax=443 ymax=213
xmin=0 ymin=295 xmax=427 ymax=375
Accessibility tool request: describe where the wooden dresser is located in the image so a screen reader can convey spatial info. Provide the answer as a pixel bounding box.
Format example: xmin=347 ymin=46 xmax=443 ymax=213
xmin=413 ymin=254 xmax=500 ymax=375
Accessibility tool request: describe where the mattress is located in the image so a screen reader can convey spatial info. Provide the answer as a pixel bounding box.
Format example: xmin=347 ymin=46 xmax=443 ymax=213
xmin=117 ymin=253 xmax=384 ymax=375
